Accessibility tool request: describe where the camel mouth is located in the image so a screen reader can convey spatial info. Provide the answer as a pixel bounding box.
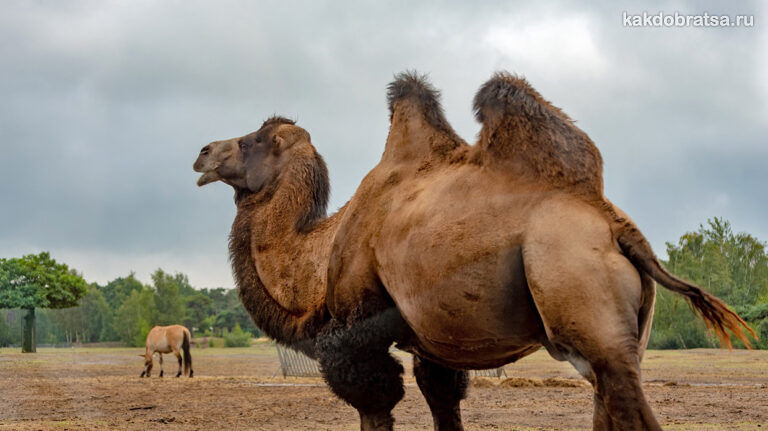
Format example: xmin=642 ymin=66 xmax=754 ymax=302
xmin=197 ymin=170 xmax=222 ymax=187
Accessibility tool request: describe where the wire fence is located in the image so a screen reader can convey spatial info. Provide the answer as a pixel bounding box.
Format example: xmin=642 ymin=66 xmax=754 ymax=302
xmin=275 ymin=344 xmax=322 ymax=377
xmin=275 ymin=344 xmax=506 ymax=378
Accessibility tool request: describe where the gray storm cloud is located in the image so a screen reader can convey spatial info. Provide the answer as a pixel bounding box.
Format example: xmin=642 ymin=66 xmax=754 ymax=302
xmin=0 ymin=0 xmax=765 ymax=287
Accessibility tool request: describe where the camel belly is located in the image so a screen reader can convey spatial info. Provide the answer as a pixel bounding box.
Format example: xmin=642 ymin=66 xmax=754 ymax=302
xmin=383 ymin=245 xmax=544 ymax=367
xmin=375 ymin=202 xmax=546 ymax=366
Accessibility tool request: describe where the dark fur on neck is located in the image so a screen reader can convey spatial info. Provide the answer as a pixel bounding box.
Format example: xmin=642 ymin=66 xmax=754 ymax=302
xmin=294 ymin=151 xmax=330 ymax=234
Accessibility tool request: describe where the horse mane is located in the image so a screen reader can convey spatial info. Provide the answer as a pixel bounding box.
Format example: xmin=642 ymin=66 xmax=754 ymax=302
xmin=473 ymin=71 xmax=603 ymax=195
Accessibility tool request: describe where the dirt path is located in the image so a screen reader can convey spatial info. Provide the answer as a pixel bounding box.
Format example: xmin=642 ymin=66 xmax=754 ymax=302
xmin=1 ymin=346 xmax=767 ymax=430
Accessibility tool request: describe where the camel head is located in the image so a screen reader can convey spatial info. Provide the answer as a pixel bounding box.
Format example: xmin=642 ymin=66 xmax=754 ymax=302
xmin=193 ymin=116 xmax=313 ymax=193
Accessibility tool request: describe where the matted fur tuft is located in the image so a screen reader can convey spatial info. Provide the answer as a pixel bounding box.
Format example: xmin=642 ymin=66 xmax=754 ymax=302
xmin=473 ymin=71 xmax=603 ymax=195
xmin=387 ymin=71 xmax=453 ymax=134
xmin=473 ymin=71 xmax=570 ymax=123
xmin=261 ymin=115 xmax=296 ymax=128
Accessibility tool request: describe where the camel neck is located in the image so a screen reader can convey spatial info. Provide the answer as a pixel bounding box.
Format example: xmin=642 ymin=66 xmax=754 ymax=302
xmin=228 ymin=158 xmax=334 ymax=346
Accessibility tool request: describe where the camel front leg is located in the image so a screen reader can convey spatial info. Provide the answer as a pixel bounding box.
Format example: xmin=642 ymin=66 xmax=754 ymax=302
xmin=158 ymin=353 xmax=164 ymax=377
xmin=413 ymin=356 xmax=468 ymax=431
xmin=316 ymin=310 xmax=407 ymax=431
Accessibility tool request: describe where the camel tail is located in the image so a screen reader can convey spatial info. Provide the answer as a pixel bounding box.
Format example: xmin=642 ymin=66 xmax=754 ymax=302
xmin=182 ymin=330 xmax=193 ymax=377
xmin=617 ymin=223 xmax=756 ymax=349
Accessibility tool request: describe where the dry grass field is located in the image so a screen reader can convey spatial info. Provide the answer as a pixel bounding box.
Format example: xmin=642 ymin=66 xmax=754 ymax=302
xmin=1 ymin=344 xmax=767 ymax=430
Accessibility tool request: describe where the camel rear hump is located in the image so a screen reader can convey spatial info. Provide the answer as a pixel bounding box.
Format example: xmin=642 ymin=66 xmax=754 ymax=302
xmin=473 ymin=72 xmax=603 ymax=197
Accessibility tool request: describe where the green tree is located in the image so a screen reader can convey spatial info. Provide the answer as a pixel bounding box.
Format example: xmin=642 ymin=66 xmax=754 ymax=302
xmin=51 ymin=285 xmax=112 ymax=344
xmin=151 ymin=269 xmax=187 ymax=326
xmin=185 ymin=292 xmax=214 ymax=335
xmin=101 ymin=273 xmax=144 ymax=310
xmin=114 ymin=287 xmax=157 ymax=347
xmin=0 ymin=312 xmax=12 ymax=347
xmin=0 ymin=252 xmax=87 ymax=352
xmin=649 ymin=218 xmax=768 ymax=349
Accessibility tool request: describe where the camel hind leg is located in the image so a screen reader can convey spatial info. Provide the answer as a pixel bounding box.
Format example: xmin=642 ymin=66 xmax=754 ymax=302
xmin=413 ymin=356 xmax=468 ymax=431
xmin=523 ymin=203 xmax=661 ymax=430
xmin=589 ymin=270 xmax=655 ymax=431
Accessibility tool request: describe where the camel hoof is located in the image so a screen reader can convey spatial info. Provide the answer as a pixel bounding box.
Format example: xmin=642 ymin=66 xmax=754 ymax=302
xmin=159 ymin=371 xmax=163 ymax=377
xmin=175 ymin=373 xmax=182 ymax=378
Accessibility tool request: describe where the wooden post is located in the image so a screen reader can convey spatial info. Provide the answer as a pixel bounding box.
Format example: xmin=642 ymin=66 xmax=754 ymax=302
xmin=21 ymin=308 xmax=36 ymax=353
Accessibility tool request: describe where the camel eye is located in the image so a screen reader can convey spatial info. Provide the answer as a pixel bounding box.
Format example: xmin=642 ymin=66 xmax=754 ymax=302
xmin=238 ymin=140 xmax=248 ymax=150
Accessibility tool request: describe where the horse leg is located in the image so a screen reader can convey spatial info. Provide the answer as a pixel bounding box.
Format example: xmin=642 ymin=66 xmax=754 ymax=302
xmin=158 ymin=353 xmax=164 ymax=377
xmin=413 ymin=356 xmax=467 ymax=431
xmin=174 ymin=348 xmax=183 ymax=377
xmin=316 ymin=309 xmax=407 ymax=431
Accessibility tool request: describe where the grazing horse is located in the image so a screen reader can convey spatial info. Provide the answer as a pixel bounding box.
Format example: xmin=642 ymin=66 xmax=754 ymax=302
xmin=139 ymin=325 xmax=193 ymax=378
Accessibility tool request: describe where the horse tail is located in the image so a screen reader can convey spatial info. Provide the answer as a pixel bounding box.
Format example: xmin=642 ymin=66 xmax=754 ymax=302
xmin=182 ymin=329 xmax=193 ymax=377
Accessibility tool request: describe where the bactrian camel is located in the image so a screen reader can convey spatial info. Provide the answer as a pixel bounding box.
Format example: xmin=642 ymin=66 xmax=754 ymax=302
xmin=193 ymin=71 xmax=753 ymax=431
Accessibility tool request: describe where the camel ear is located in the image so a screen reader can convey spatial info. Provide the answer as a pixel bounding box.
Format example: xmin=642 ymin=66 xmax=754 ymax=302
xmin=272 ymin=134 xmax=288 ymax=154
xmin=272 ymin=127 xmax=310 ymax=155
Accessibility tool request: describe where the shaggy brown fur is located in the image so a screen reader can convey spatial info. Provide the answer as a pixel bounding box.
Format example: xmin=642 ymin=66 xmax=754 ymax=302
xmin=473 ymin=71 xmax=603 ymax=196
xmin=196 ymin=118 xmax=341 ymax=354
xmin=383 ymin=71 xmax=467 ymax=162
xmin=194 ymin=71 xmax=754 ymax=431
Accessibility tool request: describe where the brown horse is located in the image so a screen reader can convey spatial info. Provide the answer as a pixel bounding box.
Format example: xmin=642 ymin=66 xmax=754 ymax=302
xmin=140 ymin=325 xmax=193 ymax=378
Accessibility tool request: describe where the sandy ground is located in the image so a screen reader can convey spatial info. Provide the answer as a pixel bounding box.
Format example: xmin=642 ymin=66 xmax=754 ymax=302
xmin=1 ymin=344 xmax=767 ymax=430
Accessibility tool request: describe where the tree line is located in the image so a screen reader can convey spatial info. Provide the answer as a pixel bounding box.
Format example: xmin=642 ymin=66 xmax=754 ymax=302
xmin=2 ymin=217 xmax=767 ymax=350
xmin=648 ymin=218 xmax=768 ymax=349
xmin=0 ymin=267 xmax=260 ymax=349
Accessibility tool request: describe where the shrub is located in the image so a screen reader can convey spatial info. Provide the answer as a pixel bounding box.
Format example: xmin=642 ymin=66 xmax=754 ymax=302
xmin=224 ymin=324 xmax=252 ymax=347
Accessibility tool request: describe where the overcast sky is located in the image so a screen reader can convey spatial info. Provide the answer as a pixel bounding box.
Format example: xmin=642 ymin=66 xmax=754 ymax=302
xmin=1 ymin=1 xmax=765 ymax=289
